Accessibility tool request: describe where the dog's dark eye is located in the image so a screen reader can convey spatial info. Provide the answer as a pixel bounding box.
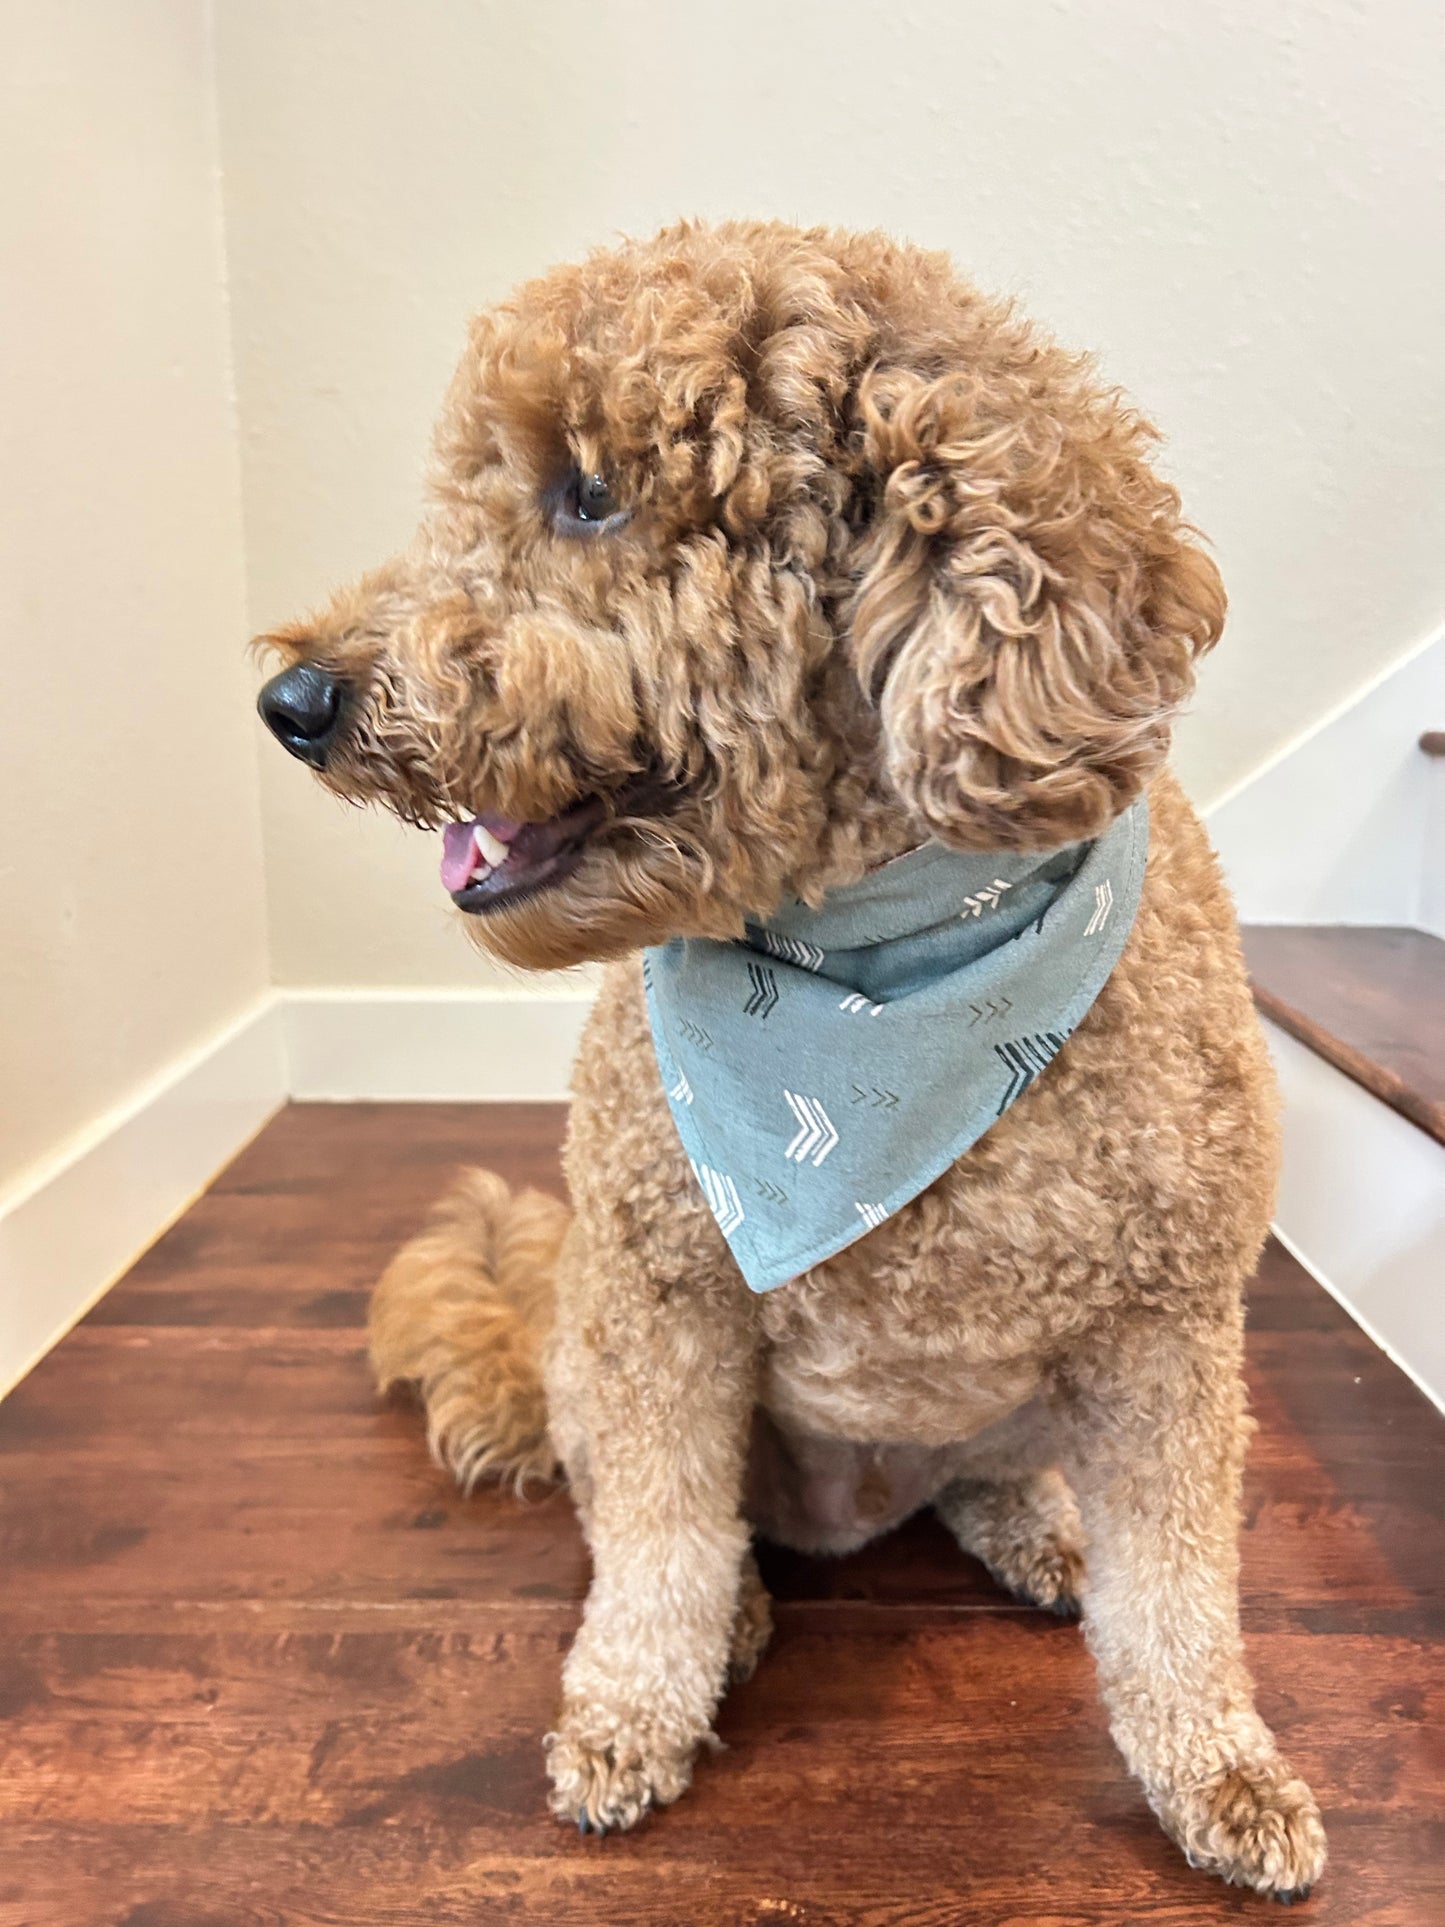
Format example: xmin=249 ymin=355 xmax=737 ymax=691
xmin=554 ymin=468 xmax=627 ymax=535
xmin=577 ymin=473 xmax=617 ymax=521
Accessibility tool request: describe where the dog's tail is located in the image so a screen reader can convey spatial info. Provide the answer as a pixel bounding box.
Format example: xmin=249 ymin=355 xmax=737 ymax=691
xmin=369 ymin=1168 xmax=569 ymax=1491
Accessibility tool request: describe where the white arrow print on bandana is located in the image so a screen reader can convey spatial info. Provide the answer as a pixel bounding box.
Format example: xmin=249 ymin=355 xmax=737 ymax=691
xmin=838 ymin=992 xmax=884 ymax=1017
xmin=783 ymin=1090 xmax=839 ymax=1166
xmin=1085 ymin=879 xmax=1114 ymax=936
xmin=855 ymin=1200 xmax=888 ymax=1229
xmin=669 ymin=1070 xmax=694 ymax=1106
xmin=690 ymin=1159 xmax=744 ymax=1234
xmin=756 ymin=931 xmax=825 ymax=972
xmin=961 ymin=878 xmax=1011 ymax=919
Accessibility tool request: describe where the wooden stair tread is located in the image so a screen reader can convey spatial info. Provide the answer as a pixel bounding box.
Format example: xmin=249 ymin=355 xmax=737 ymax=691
xmin=1242 ymin=924 xmax=1445 ymax=1144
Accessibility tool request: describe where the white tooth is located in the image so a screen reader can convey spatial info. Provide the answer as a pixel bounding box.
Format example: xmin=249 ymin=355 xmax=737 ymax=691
xmin=472 ymin=823 xmax=510 ymax=869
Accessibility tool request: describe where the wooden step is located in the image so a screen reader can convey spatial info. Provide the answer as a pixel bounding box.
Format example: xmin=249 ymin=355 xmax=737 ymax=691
xmin=1242 ymin=924 xmax=1445 ymax=1144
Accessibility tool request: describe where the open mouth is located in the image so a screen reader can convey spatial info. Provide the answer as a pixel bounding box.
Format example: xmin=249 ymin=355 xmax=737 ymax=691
xmin=439 ymin=760 xmax=690 ymax=914
xmin=440 ymin=796 xmax=610 ymax=914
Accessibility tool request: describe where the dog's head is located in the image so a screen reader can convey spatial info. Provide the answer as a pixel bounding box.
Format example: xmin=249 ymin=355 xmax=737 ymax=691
xmin=257 ymin=220 xmax=1223 ymax=970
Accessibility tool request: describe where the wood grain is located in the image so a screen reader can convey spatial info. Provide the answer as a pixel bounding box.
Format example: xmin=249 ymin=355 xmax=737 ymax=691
xmin=0 ymin=1102 xmax=1440 ymax=1926
xmin=1243 ymin=924 xmax=1445 ymax=1144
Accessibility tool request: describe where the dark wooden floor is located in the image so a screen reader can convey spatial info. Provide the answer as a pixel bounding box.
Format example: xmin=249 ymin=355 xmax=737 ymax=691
xmin=0 ymin=1105 xmax=1440 ymax=1927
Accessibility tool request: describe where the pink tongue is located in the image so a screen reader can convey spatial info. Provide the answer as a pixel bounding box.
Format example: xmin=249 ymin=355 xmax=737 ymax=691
xmin=440 ymin=822 xmax=479 ymax=893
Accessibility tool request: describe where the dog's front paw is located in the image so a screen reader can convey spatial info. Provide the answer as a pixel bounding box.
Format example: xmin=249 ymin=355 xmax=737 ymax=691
xmin=545 ymin=1703 xmax=701 ymax=1835
xmin=1169 ymin=1755 xmax=1326 ymax=1901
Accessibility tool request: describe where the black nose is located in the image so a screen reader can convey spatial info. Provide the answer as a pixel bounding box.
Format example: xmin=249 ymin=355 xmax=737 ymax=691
xmin=257 ymin=663 xmax=344 ymax=768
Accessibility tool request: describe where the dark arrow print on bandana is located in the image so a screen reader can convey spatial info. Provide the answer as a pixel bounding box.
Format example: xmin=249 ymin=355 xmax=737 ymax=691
xmin=994 ymin=1031 xmax=1069 ymax=1113
xmin=744 ymin=963 xmax=779 ymax=1019
xmin=755 ymin=1178 xmax=789 ymax=1205
xmin=851 ymin=1084 xmax=899 ymax=1110
xmin=677 ymin=1018 xmax=714 ymax=1053
xmin=968 ymin=995 xmax=1013 ymax=1025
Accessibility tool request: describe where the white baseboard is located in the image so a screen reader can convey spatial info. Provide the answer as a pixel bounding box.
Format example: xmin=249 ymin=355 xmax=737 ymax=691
xmin=279 ymin=985 xmax=593 ymax=1100
xmin=1262 ymin=1017 xmax=1445 ymax=1412
xmin=0 ymin=986 xmax=590 ymax=1396
xmin=0 ymin=995 xmax=288 ymax=1398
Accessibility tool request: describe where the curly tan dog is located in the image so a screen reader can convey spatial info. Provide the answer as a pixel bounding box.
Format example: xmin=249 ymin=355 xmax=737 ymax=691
xmin=257 ymin=220 xmax=1325 ymax=1899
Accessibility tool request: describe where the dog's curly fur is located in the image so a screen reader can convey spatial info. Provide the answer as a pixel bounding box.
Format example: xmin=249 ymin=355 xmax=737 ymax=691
xmin=261 ymin=220 xmax=1325 ymax=1898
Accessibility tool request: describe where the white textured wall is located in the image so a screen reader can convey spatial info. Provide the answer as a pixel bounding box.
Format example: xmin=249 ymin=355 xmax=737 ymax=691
xmin=1424 ymin=757 xmax=1445 ymax=943
xmin=1209 ymin=631 xmax=1445 ymax=933
xmin=215 ymin=0 xmax=1445 ymax=988
xmin=0 ymin=3 xmax=268 ymax=1190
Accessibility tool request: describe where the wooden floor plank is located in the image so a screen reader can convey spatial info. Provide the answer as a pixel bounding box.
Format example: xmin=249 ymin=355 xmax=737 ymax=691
xmin=1243 ymin=925 xmax=1445 ymax=1143
xmin=0 ymin=1101 xmax=1441 ymax=1926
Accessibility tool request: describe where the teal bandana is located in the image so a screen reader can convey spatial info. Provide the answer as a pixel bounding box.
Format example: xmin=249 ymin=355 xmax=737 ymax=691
xmin=643 ymin=797 xmax=1149 ymax=1293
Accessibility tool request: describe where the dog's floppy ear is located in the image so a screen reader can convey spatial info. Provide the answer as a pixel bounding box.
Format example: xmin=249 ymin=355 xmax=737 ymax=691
xmin=848 ymin=363 xmax=1225 ymax=851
